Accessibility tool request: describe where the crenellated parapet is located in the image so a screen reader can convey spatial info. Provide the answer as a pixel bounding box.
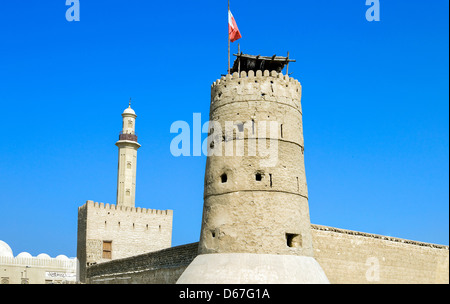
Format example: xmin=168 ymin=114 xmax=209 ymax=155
xmin=210 ymin=70 xmax=302 ymax=113
xmin=79 ymin=200 xmax=173 ymax=216
xmin=77 ymin=199 xmax=173 ymax=282
xmin=207 ymin=70 xmax=305 ymax=155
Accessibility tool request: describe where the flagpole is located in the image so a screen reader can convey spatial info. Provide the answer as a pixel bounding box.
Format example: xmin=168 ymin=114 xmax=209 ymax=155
xmin=228 ymin=0 xmax=230 ymax=74
xmin=238 ymin=43 xmax=240 ymax=75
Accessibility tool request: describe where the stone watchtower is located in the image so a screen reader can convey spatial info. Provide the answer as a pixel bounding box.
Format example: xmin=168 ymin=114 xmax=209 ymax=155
xmin=77 ymin=102 xmax=173 ymax=283
xmin=177 ymin=54 xmax=329 ymax=283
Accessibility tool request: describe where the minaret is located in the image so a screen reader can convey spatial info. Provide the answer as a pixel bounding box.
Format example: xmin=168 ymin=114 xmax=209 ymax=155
xmin=115 ymin=100 xmax=141 ymax=208
xmin=177 ymin=54 xmax=329 ymax=284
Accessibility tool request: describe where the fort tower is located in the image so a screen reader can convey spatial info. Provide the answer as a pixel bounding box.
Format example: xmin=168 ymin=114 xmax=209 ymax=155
xmin=177 ymin=54 xmax=329 ymax=283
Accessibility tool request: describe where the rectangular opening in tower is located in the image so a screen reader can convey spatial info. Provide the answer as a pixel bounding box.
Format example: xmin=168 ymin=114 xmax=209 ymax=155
xmin=255 ymin=173 xmax=262 ymax=181
xmin=221 ymin=173 xmax=228 ymax=183
xmin=286 ymin=233 xmax=302 ymax=248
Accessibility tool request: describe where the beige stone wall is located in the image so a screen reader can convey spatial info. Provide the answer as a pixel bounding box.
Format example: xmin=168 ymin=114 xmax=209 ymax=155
xmin=311 ymin=225 xmax=449 ymax=284
xmin=84 ymin=225 xmax=449 ymax=284
xmin=86 ymin=243 xmax=198 ymax=284
xmin=77 ymin=200 xmax=173 ymax=282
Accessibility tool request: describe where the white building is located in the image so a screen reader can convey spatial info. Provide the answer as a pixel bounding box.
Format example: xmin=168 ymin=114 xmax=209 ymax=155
xmin=0 ymin=240 xmax=77 ymax=284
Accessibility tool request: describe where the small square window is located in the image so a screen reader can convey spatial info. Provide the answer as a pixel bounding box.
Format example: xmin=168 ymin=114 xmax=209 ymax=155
xmin=286 ymin=233 xmax=302 ymax=248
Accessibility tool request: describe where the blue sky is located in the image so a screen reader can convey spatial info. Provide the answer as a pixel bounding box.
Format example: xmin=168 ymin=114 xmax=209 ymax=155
xmin=0 ymin=1 xmax=448 ymax=258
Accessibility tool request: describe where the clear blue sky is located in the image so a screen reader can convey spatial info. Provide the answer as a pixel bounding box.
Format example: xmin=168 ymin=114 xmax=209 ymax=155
xmin=0 ymin=1 xmax=448 ymax=258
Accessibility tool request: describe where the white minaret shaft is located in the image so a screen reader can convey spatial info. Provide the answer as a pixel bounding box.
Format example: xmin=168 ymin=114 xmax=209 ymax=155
xmin=116 ymin=101 xmax=141 ymax=208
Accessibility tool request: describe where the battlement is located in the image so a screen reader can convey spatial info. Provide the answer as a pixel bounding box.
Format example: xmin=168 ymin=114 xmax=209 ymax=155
xmin=79 ymin=200 xmax=173 ymax=216
xmin=212 ymin=70 xmax=300 ymax=87
xmin=210 ymin=70 xmax=302 ymax=113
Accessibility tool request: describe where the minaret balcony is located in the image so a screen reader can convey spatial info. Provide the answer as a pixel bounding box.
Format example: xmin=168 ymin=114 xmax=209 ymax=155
xmin=119 ymin=131 xmax=138 ymax=142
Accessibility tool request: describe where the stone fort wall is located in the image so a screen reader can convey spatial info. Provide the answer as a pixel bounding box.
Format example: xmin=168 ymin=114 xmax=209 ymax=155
xmin=86 ymin=243 xmax=198 ymax=284
xmin=312 ymin=225 xmax=448 ymax=284
xmin=77 ymin=200 xmax=173 ymax=282
xmin=85 ymin=224 xmax=449 ymax=284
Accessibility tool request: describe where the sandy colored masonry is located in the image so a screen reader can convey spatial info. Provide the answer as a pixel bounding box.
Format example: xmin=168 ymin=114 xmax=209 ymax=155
xmin=199 ymin=70 xmax=313 ymax=258
xmin=85 ymin=224 xmax=449 ymax=284
xmin=77 ymin=201 xmax=173 ymax=282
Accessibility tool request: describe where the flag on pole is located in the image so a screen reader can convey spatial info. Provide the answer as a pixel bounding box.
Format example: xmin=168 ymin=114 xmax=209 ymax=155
xmin=228 ymin=10 xmax=242 ymax=43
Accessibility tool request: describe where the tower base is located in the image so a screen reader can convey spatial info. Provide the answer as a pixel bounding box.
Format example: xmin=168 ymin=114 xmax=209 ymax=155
xmin=176 ymin=253 xmax=330 ymax=284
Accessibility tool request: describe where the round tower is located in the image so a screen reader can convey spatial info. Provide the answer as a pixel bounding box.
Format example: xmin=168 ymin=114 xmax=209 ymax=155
xmin=115 ymin=101 xmax=141 ymax=208
xmin=177 ymin=68 xmax=329 ymax=284
xmin=199 ymin=69 xmax=313 ymax=256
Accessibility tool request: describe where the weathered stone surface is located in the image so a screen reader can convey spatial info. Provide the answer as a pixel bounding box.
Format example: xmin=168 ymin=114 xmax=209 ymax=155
xmin=84 ymin=225 xmax=449 ymax=284
xmin=200 ymin=192 xmax=313 ymax=256
xmin=86 ymin=243 xmax=197 ymax=284
xmin=312 ymin=225 xmax=450 ymax=284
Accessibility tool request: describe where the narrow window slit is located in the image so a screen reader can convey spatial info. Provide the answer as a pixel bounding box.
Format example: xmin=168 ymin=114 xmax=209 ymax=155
xmin=221 ymin=173 xmax=228 ymax=183
xmin=256 ymin=173 xmax=262 ymax=181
